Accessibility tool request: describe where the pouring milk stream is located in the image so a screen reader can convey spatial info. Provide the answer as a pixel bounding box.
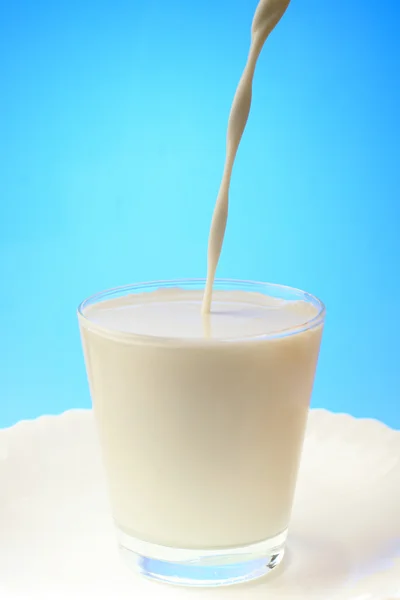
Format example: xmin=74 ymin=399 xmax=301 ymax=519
xmin=202 ymin=0 xmax=291 ymax=314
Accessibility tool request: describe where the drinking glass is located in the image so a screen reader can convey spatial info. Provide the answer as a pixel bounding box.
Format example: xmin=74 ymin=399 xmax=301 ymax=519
xmin=78 ymin=279 xmax=325 ymax=587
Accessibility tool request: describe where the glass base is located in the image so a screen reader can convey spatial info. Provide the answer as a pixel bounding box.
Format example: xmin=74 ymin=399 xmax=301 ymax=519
xmin=118 ymin=528 xmax=287 ymax=587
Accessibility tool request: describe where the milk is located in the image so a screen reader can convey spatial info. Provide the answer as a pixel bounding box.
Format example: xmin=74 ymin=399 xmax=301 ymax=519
xmin=78 ymin=0 xmax=324 ymax=572
xmin=202 ymin=0 xmax=291 ymax=313
xmin=79 ymin=287 xmax=323 ymax=549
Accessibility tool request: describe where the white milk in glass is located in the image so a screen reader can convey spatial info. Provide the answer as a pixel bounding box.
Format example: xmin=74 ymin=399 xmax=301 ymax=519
xmin=79 ymin=285 xmax=323 ymax=550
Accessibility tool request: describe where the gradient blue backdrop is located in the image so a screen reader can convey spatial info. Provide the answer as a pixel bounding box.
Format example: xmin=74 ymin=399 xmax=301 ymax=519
xmin=1 ymin=0 xmax=399 ymax=428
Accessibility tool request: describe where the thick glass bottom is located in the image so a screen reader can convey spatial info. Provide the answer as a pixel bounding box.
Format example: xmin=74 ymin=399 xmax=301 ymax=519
xmin=118 ymin=528 xmax=287 ymax=587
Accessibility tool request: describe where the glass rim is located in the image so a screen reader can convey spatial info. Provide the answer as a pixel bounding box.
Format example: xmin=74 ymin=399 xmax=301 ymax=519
xmin=78 ymin=278 xmax=326 ymax=344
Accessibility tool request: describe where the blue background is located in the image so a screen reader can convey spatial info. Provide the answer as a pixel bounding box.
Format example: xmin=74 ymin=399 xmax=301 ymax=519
xmin=1 ymin=0 xmax=399 ymax=428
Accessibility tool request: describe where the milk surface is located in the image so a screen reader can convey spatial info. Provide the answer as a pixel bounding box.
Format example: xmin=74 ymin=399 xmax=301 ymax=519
xmin=86 ymin=288 xmax=319 ymax=340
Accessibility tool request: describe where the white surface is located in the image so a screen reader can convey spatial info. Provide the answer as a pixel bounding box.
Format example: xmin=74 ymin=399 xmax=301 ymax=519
xmin=0 ymin=409 xmax=399 ymax=599
xmin=83 ymin=288 xmax=318 ymax=339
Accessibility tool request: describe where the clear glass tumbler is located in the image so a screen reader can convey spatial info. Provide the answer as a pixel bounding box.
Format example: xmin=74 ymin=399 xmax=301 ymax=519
xmin=78 ymin=279 xmax=325 ymax=587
